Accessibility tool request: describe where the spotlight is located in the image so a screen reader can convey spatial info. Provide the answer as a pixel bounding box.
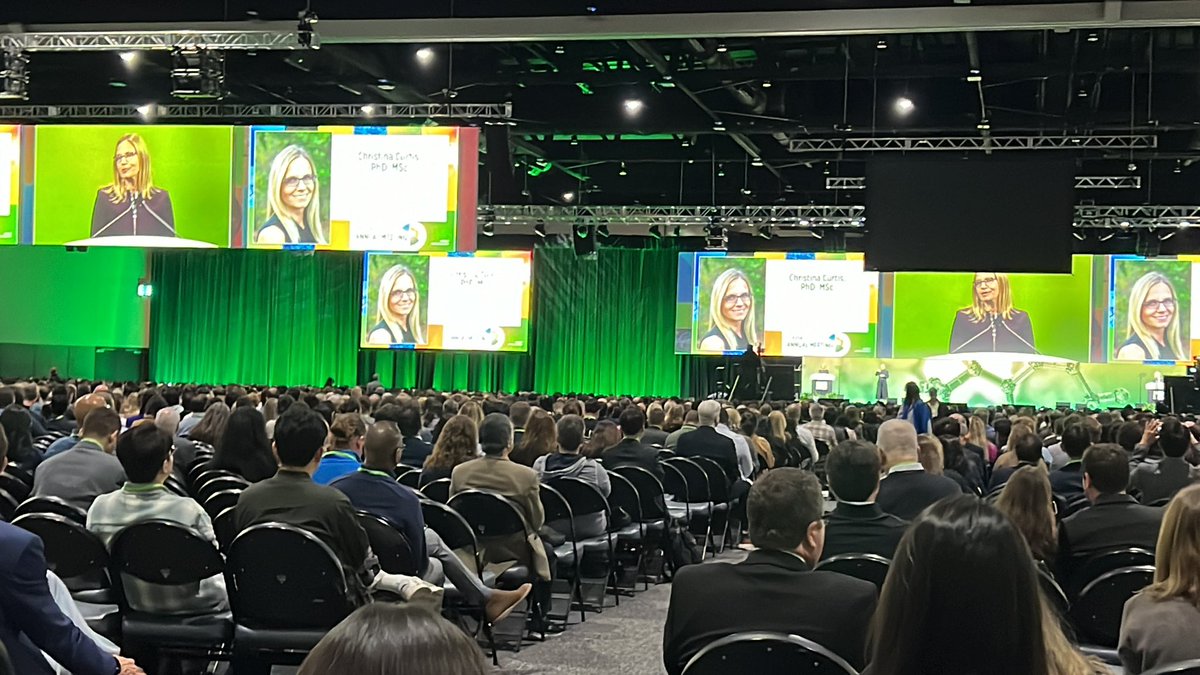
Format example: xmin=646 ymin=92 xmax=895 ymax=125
xmin=136 ymin=104 xmax=154 ymax=118
xmin=757 ymin=224 xmax=772 ymax=239
xmin=597 ymin=223 xmax=610 ymax=237
xmin=1098 ymin=232 xmax=1116 ymax=242
xmin=554 ymin=45 xmax=566 ymax=55
xmin=562 ymin=191 xmax=576 ymax=203
xmin=481 ymin=220 xmax=495 ymax=236
xmin=1174 ymin=160 xmax=1183 ymax=174
xmin=296 ymin=9 xmax=320 ymax=49
xmin=534 ymin=220 xmax=547 ymax=238
xmin=876 ymin=39 xmax=888 ymax=50
xmin=569 ymin=135 xmax=579 ymax=146
xmin=618 ymin=162 xmax=628 ymax=176
xmin=648 ymin=225 xmax=662 ymax=239
xmin=761 ymin=80 xmax=772 ymax=88
xmin=360 ymin=104 xmax=375 ymax=115
xmin=966 ymin=69 xmax=982 ymax=83
xmin=717 ymin=164 xmax=726 ymax=178
xmin=1072 ymin=231 xmax=1086 ymax=241
xmin=716 ymin=42 xmax=728 ymax=53
xmin=893 ymin=97 xmax=915 ymax=116
xmin=119 ymin=51 xmax=139 ymax=66
xmin=622 ymin=98 xmax=645 ymax=115
xmin=0 ymin=50 xmax=30 ymax=101
xmin=712 ymin=121 xmax=726 ymax=132
xmin=1087 ymin=32 xmax=1100 ymax=42
xmin=171 ymin=48 xmax=227 ymax=99
xmin=751 ymin=157 xmax=764 ymax=167
xmin=680 ymin=136 xmax=691 ymax=148
xmin=977 ymin=119 xmax=991 ymax=131
xmin=1180 ymin=221 xmax=1192 ymax=229
xmin=415 ymin=47 xmax=435 ymax=65
xmin=741 ymin=187 xmax=752 ymax=196
xmin=376 ymin=79 xmax=396 ymax=91
xmin=1127 ymin=162 xmax=1138 ymax=172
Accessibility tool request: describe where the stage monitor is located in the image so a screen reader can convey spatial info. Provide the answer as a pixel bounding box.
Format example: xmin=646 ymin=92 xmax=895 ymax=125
xmin=674 ymin=252 xmax=878 ymax=358
xmin=31 ymin=125 xmax=238 ymax=248
xmin=248 ymin=126 xmax=478 ymax=252
xmin=864 ymin=156 xmax=1075 ymax=273
xmin=0 ymin=126 xmax=16 ymax=246
xmin=360 ymin=251 xmax=532 ymax=352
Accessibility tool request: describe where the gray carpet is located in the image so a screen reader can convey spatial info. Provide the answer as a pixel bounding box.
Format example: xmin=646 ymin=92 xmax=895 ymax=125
xmin=496 ymin=549 xmax=747 ymax=675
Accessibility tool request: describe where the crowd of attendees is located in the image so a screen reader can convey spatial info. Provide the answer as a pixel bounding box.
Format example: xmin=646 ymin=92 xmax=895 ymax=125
xmin=0 ymin=375 xmax=1198 ymax=674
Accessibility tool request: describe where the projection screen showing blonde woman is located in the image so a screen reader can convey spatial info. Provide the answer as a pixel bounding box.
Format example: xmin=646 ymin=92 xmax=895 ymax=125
xmin=1116 ymin=271 xmax=1186 ymax=361
xmin=698 ymin=268 xmax=760 ymax=352
xmin=367 ymin=264 xmax=427 ymax=346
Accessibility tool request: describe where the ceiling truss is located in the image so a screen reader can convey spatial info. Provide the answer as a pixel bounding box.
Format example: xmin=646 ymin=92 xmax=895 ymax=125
xmin=787 ymin=134 xmax=1159 ymax=153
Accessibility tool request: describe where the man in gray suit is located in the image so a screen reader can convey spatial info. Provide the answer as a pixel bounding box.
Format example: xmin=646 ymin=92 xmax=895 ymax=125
xmin=32 ymin=408 xmax=124 ymax=511
xmin=1131 ymin=417 xmax=1199 ymax=504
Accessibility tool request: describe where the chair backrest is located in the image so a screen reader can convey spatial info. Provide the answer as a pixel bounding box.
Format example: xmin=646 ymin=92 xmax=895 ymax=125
xmin=213 ymin=505 xmax=239 ymax=551
xmin=682 ymin=631 xmax=858 ymax=675
xmin=660 ymin=460 xmax=691 ymax=503
xmin=192 ymin=469 xmax=244 ymax=495
xmin=0 ymin=489 xmax=17 ymax=522
xmin=0 ymin=472 xmax=31 ymax=503
xmin=186 ymin=458 xmax=212 ymax=485
xmin=203 ymin=489 xmax=243 ymax=518
xmin=550 ymin=476 xmax=610 ymax=521
xmin=664 ymin=457 xmax=713 ymax=504
xmin=814 ymin=553 xmax=891 ymax=591
xmin=1071 ymin=547 xmax=1156 ymax=595
xmin=607 ymin=471 xmax=643 ymax=523
xmin=197 ymin=476 xmax=251 ymax=504
xmin=11 ymin=513 xmax=110 ymax=585
xmin=814 ymin=439 xmax=832 ymax=459
xmin=420 ymin=499 xmax=482 ymax=575
xmin=163 ymin=475 xmax=190 ymax=498
xmin=355 ymin=511 xmax=419 ymax=576
xmin=396 ymin=467 xmax=421 ymax=489
xmin=3 ymin=465 xmax=33 ymax=487
xmin=107 ymin=520 xmax=224 ymax=610
xmin=13 ymin=495 xmax=88 ymax=524
xmin=1061 ymin=495 xmax=1092 ymax=518
xmin=420 ymin=478 xmax=452 ymax=504
xmin=656 ymin=449 xmax=676 ymax=461
xmin=539 ymin=483 xmax=575 ymax=528
xmin=226 ymin=522 xmax=353 ymax=629
xmin=613 ymin=466 xmax=667 ymax=520
xmin=1037 ymin=563 xmax=1070 ymax=619
xmin=688 ymin=456 xmax=732 ymax=503
xmin=1069 ymin=565 xmax=1155 ymax=647
xmin=448 ymin=489 xmax=532 ymax=540
xmin=1147 ymin=497 xmax=1173 ymax=508
xmin=1143 ymin=660 xmax=1200 ymax=675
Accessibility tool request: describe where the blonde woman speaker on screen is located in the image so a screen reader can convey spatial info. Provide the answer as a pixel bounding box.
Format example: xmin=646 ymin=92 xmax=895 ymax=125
xmin=90 ymin=133 xmax=176 ymax=238
xmin=254 ymin=145 xmax=327 ymax=245
xmin=1116 ymin=271 xmax=1185 ymax=361
xmin=367 ymin=265 xmax=426 ymax=346
xmin=697 ymin=268 xmax=759 ymax=352
xmin=948 ymin=272 xmax=1037 ymax=354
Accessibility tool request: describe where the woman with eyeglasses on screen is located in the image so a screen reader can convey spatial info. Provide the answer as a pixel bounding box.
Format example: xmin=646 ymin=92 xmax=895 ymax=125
xmin=948 ymin=272 xmax=1037 ymax=354
xmin=367 ymin=264 xmax=426 ymax=346
xmin=698 ymin=268 xmax=759 ymax=353
xmin=254 ymin=145 xmax=328 ymax=245
xmin=90 ymin=133 xmax=176 ymax=238
xmin=1116 ymin=271 xmax=1185 ymax=361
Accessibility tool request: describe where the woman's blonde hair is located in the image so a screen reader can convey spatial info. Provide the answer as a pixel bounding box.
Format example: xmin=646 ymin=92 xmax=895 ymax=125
xmin=375 ymin=264 xmax=426 ymax=345
xmin=707 ymin=268 xmax=758 ymax=349
xmin=105 ymin=133 xmax=158 ymax=204
xmin=967 ymin=273 xmax=1016 ymax=321
xmin=996 ymin=465 xmax=1058 ymax=561
xmin=767 ymin=410 xmax=788 ymax=440
xmin=1125 ymin=271 xmax=1185 ymax=360
xmin=1145 ymin=484 xmax=1200 ymax=607
xmin=458 ymin=401 xmax=484 ymax=426
xmin=967 ymin=415 xmax=989 ymax=450
xmin=266 ymin=145 xmax=327 ymax=244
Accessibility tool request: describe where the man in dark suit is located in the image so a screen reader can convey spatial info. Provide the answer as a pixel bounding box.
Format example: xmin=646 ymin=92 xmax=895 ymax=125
xmin=1049 ymin=422 xmax=1089 ymax=501
xmin=641 ymin=402 xmax=670 ymax=447
xmin=823 ymin=439 xmax=909 ymax=560
xmin=662 ymin=468 xmax=876 ymax=674
xmin=0 ymin=433 xmax=143 ymax=675
xmin=393 ymin=403 xmax=432 ymax=468
xmin=1131 ymin=417 xmax=1200 ymax=504
xmin=875 ymin=419 xmax=961 ymax=520
xmin=675 ymin=400 xmax=740 ymax=484
xmin=600 ymin=407 xmax=663 ymax=481
xmin=1058 ymin=443 xmax=1164 ymax=576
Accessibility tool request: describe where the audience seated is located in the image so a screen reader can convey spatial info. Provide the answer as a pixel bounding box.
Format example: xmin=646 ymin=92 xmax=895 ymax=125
xmin=1057 ymin=443 xmax=1164 ymax=574
xmin=0 ymin=401 xmax=40 ymax=470
xmin=533 ymin=414 xmax=611 ymax=538
xmin=865 ymin=496 xmax=1104 ymax=675
xmin=1119 ymin=484 xmax=1200 ymax=674
xmin=989 ymin=430 xmax=1046 ymax=492
xmin=676 ymin=400 xmax=748 ymax=484
xmin=508 ymin=400 xmax=532 ymax=448
xmin=313 ymin=412 xmax=365 ymax=485
xmin=394 ymin=403 xmax=433 ymax=469
xmin=510 ymin=409 xmax=557 ymax=467
xmin=823 ymin=439 xmax=909 ymax=560
xmin=86 ymin=423 xmax=228 ymax=615
xmin=1130 ymin=417 xmax=1199 ymax=504
xmin=32 ymin=407 xmax=124 ymax=511
xmin=662 ymin=468 xmax=876 ymax=675
xmin=208 ymin=406 xmax=276 ymax=483
xmin=995 ymin=465 xmax=1059 ymax=566
xmin=642 ymin=402 xmax=670 ymax=447
xmin=1049 ymin=422 xmax=1090 ymax=501
xmin=42 ymin=394 xmax=109 ymax=461
xmin=297 ymin=603 xmax=489 ymax=675
xmin=875 ymin=419 xmax=960 ymax=520
xmin=664 ymin=409 xmax=698 ymax=450
xmin=600 ymin=407 xmax=663 ymax=480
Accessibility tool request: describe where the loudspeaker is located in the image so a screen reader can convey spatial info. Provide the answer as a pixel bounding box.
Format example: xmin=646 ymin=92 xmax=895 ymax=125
xmin=482 ymin=126 xmax=518 ymax=202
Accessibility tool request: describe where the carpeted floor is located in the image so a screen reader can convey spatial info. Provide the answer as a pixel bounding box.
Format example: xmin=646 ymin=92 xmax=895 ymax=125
xmin=496 ymin=549 xmax=746 ymax=675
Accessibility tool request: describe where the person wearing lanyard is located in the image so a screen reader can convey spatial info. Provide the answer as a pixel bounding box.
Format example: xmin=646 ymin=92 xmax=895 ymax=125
xmin=314 ymin=413 xmax=366 ymax=485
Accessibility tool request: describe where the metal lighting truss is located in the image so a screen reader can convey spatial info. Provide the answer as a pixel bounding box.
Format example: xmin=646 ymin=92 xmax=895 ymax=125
xmin=0 ymin=31 xmax=300 ymax=51
xmin=482 ymin=204 xmax=1200 ymax=230
xmin=0 ymin=102 xmax=513 ymax=121
xmin=788 ymin=134 xmax=1158 ymax=153
xmin=827 ymin=175 xmax=1143 ymax=190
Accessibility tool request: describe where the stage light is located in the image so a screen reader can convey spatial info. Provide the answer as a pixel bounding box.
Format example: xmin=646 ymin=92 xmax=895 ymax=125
xmin=876 ymin=39 xmax=888 ymax=50
xmin=481 ymin=220 xmax=494 ymax=236
xmin=562 ymin=191 xmax=576 ymax=203
xmin=894 ymin=97 xmax=915 ymax=116
xmin=1127 ymin=162 xmax=1138 ymax=172
xmin=136 ymin=104 xmax=154 ymax=118
xmin=119 ymin=51 xmax=139 ymax=66
xmin=966 ymin=69 xmax=982 ymax=83
xmin=716 ymin=43 xmax=728 ymax=53
xmin=415 ymin=47 xmax=435 ymax=65
xmin=977 ymin=119 xmax=991 ymax=131
xmin=648 ymin=224 xmax=662 ymax=239
xmin=1072 ymin=231 xmax=1086 ymax=241
xmin=680 ymin=136 xmax=691 ymax=148
xmin=757 ymin=224 xmax=772 ymax=239
xmin=751 ymin=157 xmax=764 ymax=167
xmin=376 ymin=79 xmax=396 ymax=91
xmin=1180 ymin=221 xmax=1192 ymax=229
xmin=618 ymin=162 xmax=628 ymax=176
xmin=761 ymin=80 xmax=772 ymax=88
xmin=712 ymin=121 xmax=726 ymax=132
xmin=717 ymin=164 xmax=726 ymax=178
xmin=360 ymin=105 xmax=376 ymax=115
xmin=534 ymin=220 xmax=547 ymax=238
xmin=1098 ymin=232 xmax=1116 ymax=242
xmin=0 ymin=50 xmax=30 ymax=101
xmin=136 ymin=282 xmax=154 ymax=298
xmin=171 ymin=48 xmax=227 ymax=99
xmin=1174 ymin=160 xmax=1183 ymax=174
xmin=554 ymin=45 xmax=566 ymax=55
xmin=1087 ymin=32 xmax=1100 ymax=42
xmin=569 ymin=135 xmax=579 ymax=146
xmin=597 ymin=223 xmax=610 ymax=237
xmin=623 ymin=98 xmax=644 ymax=115
xmin=741 ymin=187 xmax=752 ymax=196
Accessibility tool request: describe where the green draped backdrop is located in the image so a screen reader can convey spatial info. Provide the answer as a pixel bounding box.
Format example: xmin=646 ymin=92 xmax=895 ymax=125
xmin=150 ymin=246 xmax=698 ymax=396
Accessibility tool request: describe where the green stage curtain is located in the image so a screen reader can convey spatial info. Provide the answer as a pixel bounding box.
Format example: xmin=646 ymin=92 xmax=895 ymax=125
xmin=150 ymin=249 xmax=362 ymax=386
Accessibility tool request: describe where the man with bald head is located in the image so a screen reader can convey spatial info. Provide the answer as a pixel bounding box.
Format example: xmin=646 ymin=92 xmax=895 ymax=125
xmin=874 ymin=418 xmax=961 ymax=520
xmin=42 ymin=393 xmax=110 ymax=461
xmin=332 ymin=421 xmax=530 ymax=623
xmin=677 ymin=400 xmax=744 ymax=484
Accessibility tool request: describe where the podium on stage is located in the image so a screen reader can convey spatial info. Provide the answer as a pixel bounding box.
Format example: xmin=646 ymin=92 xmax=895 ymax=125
xmin=811 ymin=371 xmax=835 ymax=397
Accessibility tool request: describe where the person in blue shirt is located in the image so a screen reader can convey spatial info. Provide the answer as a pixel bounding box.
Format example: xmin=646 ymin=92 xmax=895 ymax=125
xmin=314 ymin=413 xmax=365 ymax=485
xmin=332 ymin=422 xmax=529 ymax=623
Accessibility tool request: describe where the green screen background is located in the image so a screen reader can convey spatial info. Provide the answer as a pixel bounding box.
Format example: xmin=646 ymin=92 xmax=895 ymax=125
xmin=249 ymin=130 xmax=333 ymax=244
xmin=1111 ymin=258 xmax=1191 ymax=359
xmin=892 ymin=255 xmax=1093 ymax=361
xmin=33 ymin=125 xmax=234 ymax=246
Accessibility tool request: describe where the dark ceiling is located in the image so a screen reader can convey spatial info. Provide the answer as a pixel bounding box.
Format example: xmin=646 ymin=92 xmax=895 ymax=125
xmin=3 ymin=2 xmax=1199 ymax=209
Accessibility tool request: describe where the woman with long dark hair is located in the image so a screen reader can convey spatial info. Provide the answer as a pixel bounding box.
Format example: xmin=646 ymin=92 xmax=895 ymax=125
xmin=581 ymin=420 xmax=621 ymax=459
xmin=899 ymin=381 xmax=932 ymax=434
xmin=210 ymin=407 xmax=276 ymax=483
xmin=420 ymin=415 xmax=478 ymax=486
xmin=187 ymin=402 xmax=231 ymax=450
xmin=995 ymin=465 xmax=1058 ymax=564
xmin=509 ymin=411 xmax=557 ymax=467
xmin=866 ymin=497 xmax=1102 ymax=675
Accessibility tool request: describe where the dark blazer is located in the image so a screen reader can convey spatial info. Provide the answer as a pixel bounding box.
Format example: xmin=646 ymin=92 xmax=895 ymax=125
xmin=0 ymin=522 xmax=117 ymax=675
xmin=1130 ymin=457 xmax=1200 ymax=504
xmin=1049 ymin=460 xmax=1086 ymax=501
xmin=601 ymin=438 xmax=664 ymax=481
xmin=1057 ymin=493 xmax=1163 ymax=574
xmin=949 ymin=308 xmax=1036 ymax=354
xmin=641 ymin=426 xmax=669 ymax=448
xmin=90 ymin=187 xmax=175 ymax=238
xmin=821 ymin=502 xmax=909 ymax=560
xmin=399 ymin=437 xmax=433 ymax=468
xmin=662 ymin=549 xmax=876 ymax=675
xmin=988 ymin=460 xmax=1041 ymax=492
xmin=674 ymin=426 xmax=740 ymax=483
xmin=875 ymin=468 xmax=961 ymax=521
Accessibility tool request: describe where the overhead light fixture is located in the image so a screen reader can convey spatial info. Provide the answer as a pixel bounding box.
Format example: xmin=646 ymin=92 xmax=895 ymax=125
xmin=1098 ymin=232 xmax=1116 ymax=242
xmin=481 ymin=219 xmax=495 ymax=236
xmin=554 ymin=45 xmax=566 ymax=55
xmin=171 ymin=48 xmax=227 ymax=100
xmin=376 ymin=79 xmax=396 ymax=91
xmin=618 ymin=162 xmax=628 ymax=176
xmin=757 ymin=224 xmax=772 ymax=239
xmin=761 ymin=80 xmax=772 ymax=88
xmin=136 ymin=104 xmax=154 ymax=118
xmin=360 ymin=104 xmax=375 ymax=115
xmin=716 ymin=42 xmax=728 ymax=53
xmin=648 ymin=224 xmax=662 ymax=239
xmin=876 ymin=39 xmax=888 ymax=50
xmin=562 ymin=191 xmax=576 ymax=203
xmin=1174 ymin=160 xmax=1183 ymax=174
xmin=1127 ymin=162 xmax=1138 ymax=172
xmin=1180 ymin=221 xmax=1192 ymax=229
xmin=717 ymin=164 xmax=726 ymax=178
xmin=415 ymin=47 xmax=435 ymax=65
xmin=740 ymin=187 xmax=752 ymax=196
xmin=893 ymin=97 xmax=915 ymax=116
xmin=1160 ymin=231 xmax=1178 ymax=241
xmin=966 ymin=69 xmax=982 ymax=83
xmin=119 ymin=51 xmax=139 ymax=66
xmin=0 ymin=50 xmax=30 ymax=101
xmin=751 ymin=157 xmax=764 ymax=167
xmin=680 ymin=136 xmax=691 ymax=147
xmin=1077 ymin=87 xmax=1089 ymax=98
xmin=597 ymin=223 xmax=610 ymax=237
xmin=623 ymin=98 xmax=645 ymax=115
xmin=1072 ymin=231 xmax=1086 ymax=241
xmin=534 ymin=220 xmax=547 ymax=238
xmin=712 ymin=122 xmax=726 ymax=132
xmin=569 ymin=135 xmax=579 ymax=146
xmin=977 ymin=119 xmax=991 ymax=131
xmin=1087 ymin=32 xmax=1100 ymax=42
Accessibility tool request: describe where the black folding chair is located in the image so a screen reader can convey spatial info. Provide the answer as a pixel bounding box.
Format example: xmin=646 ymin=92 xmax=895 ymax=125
xmin=213 ymin=506 xmax=238 ymax=552
xmin=12 ymin=513 xmax=112 ymax=601
xmin=185 ymin=458 xmax=212 ymax=486
xmin=1060 ymin=495 xmax=1092 ymax=519
xmin=108 ymin=521 xmax=233 ymax=670
xmin=3 ymin=465 xmax=33 ymax=487
xmin=0 ymin=489 xmax=18 ymax=522
xmin=420 ymin=499 xmax=500 ymax=664
xmin=689 ymin=456 xmax=737 ymax=553
xmin=163 ymin=475 xmax=190 ymax=498
xmin=0 ymin=471 xmax=31 ymax=503
xmin=1038 ymin=563 xmax=1071 ymax=620
xmin=191 ymin=469 xmax=244 ymax=497
xmin=396 ymin=467 xmax=421 ymax=489
xmin=539 ymin=484 xmax=582 ymax=626
xmin=1143 ymin=660 xmax=1200 ymax=675
xmin=612 ymin=466 xmax=670 ymax=584
xmin=663 ymin=457 xmax=715 ymax=558
xmin=226 ymin=523 xmax=356 ymax=669
xmin=550 ymin=477 xmax=617 ymax=607
xmin=355 ymin=511 xmax=419 ymax=576
xmin=196 ymin=476 xmax=251 ymax=505
xmin=13 ymin=495 xmax=88 ymax=524
xmin=203 ymin=489 xmax=243 ymax=518
xmin=682 ymin=631 xmax=859 ymax=675
xmin=421 ymin=477 xmax=452 ymax=503
xmin=606 ymin=472 xmax=650 ymax=591
xmin=1068 ymin=547 xmax=1155 ymax=599
xmin=1069 ymin=565 xmax=1154 ymax=647
xmin=814 ymin=553 xmax=891 ymax=591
